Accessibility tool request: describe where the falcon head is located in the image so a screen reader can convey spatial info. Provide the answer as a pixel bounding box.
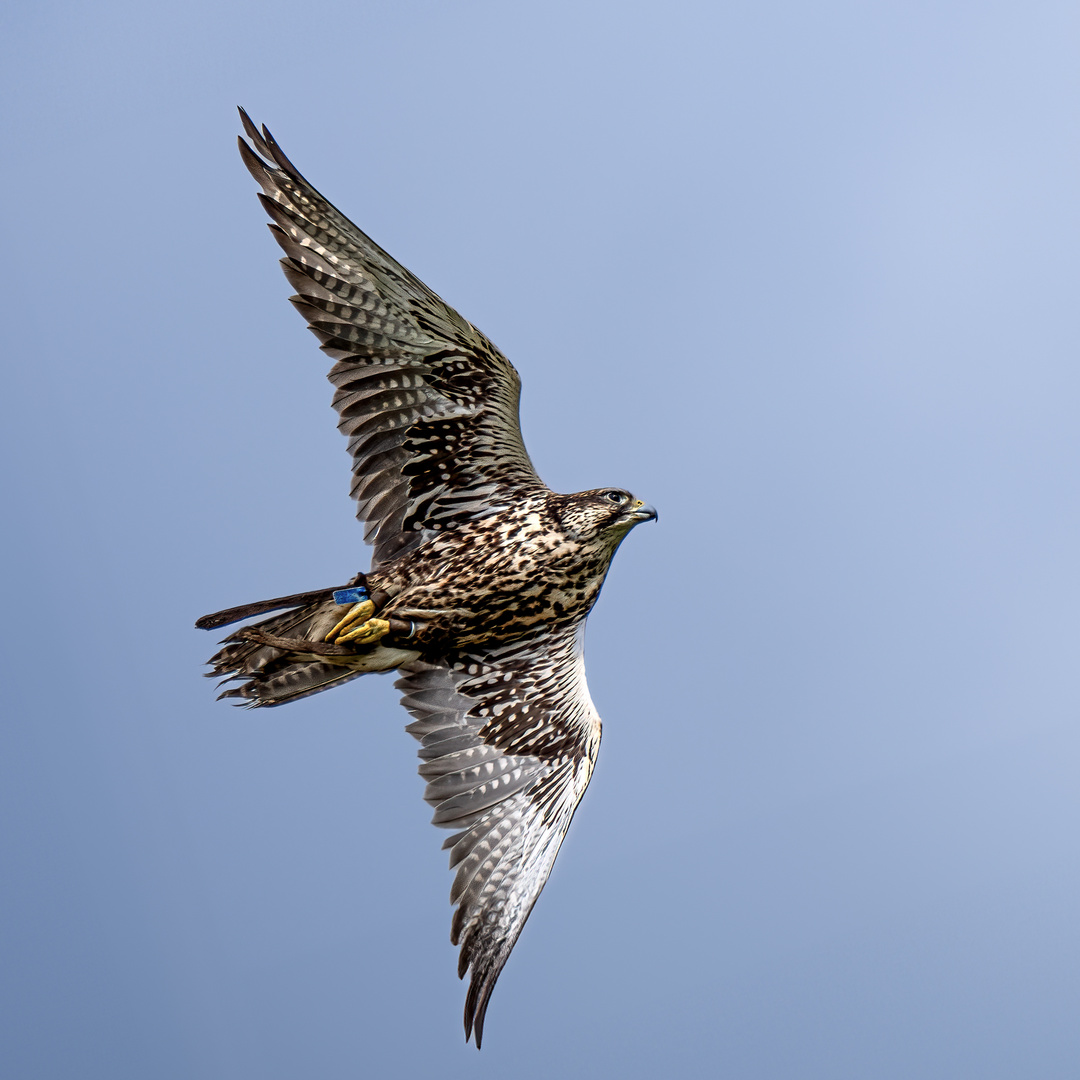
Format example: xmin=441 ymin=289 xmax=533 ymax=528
xmin=553 ymin=488 xmax=658 ymax=546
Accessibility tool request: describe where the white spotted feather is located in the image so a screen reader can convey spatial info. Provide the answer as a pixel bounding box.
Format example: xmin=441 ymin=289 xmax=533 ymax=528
xmin=397 ymin=621 xmax=601 ymax=1046
xmin=237 ymin=110 xmax=546 ymax=567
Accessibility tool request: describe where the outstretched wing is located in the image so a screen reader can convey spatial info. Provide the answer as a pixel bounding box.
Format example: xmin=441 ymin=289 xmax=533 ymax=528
xmin=238 ymin=110 xmax=546 ymax=567
xmin=396 ymin=622 xmax=602 ymax=1046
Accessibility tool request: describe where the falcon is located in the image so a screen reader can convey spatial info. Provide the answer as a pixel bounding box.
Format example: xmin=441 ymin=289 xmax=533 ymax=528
xmin=198 ymin=110 xmax=656 ymax=1046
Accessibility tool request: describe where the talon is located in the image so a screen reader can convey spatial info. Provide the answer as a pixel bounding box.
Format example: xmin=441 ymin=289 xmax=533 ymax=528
xmin=337 ymin=617 xmax=391 ymax=645
xmin=325 ymin=600 xmax=376 ymax=642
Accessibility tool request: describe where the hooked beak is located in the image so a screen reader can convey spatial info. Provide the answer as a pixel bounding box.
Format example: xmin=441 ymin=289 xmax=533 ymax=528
xmin=628 ymin=499 xmax=658 ymax=524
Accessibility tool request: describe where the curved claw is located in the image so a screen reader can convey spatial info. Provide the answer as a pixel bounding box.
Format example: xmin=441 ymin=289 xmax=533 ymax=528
xmin=337 ymin=617 xmax=391 ymax=645
xmin=325 ymin=600 xmax=376 ymax=642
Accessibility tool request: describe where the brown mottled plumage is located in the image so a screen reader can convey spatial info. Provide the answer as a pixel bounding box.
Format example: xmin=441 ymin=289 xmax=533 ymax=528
xmin=200 ymin=111 xmax=656 ymax=1047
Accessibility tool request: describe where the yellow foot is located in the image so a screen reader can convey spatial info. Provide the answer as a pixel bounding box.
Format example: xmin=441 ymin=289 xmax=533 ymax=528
xmin=337 ymin=617 xmax=391 ymax=645
xmin=325 ymin=600 xmax=375 ymax=642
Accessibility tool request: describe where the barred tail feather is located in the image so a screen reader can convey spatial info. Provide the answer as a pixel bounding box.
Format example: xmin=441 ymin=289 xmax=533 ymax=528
xmin=204 ymin=597 xmax=419 ymax=707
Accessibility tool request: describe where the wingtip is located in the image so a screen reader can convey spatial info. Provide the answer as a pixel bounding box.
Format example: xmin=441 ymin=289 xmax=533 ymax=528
xmin=462 ymin=964 xmax=495 ymax=1049
xmin=236 ymin=107 xmax=278 ymax=168
xmin=463 ymin=1004 xmax=487 ymax=1049
xmin=257 ymin=120 xmax=305 ymax=182
xmin=238 ymin=134 xmax=270 ymax=181
xmin=237 ymin=105 xmax=260 ymax=144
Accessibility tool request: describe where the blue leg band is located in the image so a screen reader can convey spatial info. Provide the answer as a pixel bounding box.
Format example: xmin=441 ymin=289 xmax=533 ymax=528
xmin=333 ymin=587 xmax=370 ymax=605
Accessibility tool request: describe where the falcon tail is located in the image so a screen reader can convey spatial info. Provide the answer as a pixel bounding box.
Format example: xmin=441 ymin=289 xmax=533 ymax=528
xmin=200 ymin=596 xmax=419 ymax=707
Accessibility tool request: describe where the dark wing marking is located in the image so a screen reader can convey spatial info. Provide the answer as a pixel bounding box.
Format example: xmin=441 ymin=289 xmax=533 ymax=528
xmin=237 ymin=110 xmax=546 ymax=567
xmin=396 ymin=622 xmax=602 ymax=1046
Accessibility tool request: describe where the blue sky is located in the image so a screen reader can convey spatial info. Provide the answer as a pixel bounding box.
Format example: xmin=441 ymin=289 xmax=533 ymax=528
xmin=3 ymin=1 xmax=1079 ymax=1077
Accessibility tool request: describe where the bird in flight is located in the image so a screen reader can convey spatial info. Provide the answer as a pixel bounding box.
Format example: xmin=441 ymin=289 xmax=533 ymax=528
xmin=198 ymin=109 xmax=656 ymax=1046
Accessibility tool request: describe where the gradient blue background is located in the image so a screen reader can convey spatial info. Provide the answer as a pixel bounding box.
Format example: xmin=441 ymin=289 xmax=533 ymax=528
xmin=3 ymin=2 xmax=1079 ymax=1076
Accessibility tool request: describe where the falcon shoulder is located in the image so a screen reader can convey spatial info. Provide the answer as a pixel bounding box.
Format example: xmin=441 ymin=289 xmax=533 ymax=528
xmin=237 ymin=109 xmax=546 ymax=566
xmin=396 ymin=620 xmax=602 ymax=1046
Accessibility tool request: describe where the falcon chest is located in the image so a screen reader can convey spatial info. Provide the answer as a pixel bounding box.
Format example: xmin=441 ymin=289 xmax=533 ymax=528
xmin=376 ymin=507 xmax=613 ymax=647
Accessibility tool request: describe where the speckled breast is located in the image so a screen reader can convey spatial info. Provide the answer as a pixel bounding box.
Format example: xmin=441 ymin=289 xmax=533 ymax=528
xmin=368 ymin=502 xmax=614 ymax=650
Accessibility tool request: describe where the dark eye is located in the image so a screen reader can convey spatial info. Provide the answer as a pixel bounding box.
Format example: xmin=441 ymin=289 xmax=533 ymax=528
xmin=604 ymin=490 xmax=625 ymax=504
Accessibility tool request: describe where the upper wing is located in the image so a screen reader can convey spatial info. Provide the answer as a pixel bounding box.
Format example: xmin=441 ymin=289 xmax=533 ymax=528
xmin=238 ymin=110 xmax=546 ymax=567
xmin=396 ymin=621 xmax=602 ymax=1046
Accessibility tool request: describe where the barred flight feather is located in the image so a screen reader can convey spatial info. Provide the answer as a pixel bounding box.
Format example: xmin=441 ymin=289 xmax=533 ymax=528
xmin=397 ymin=621 xmax=601 ymax=1046
xmin=237 ymin=108 xmax=544 ymax=568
